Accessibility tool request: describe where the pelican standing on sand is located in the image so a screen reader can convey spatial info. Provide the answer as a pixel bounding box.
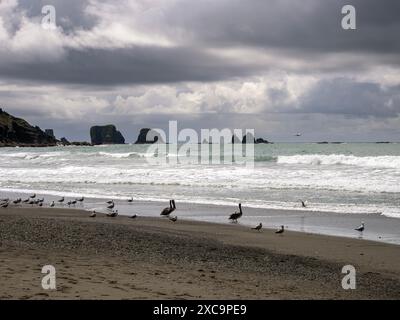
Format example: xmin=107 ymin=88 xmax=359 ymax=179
xmin=252 ymin=223 xmax=262 ymax=232
xmin=229 ymin=203 xmax=243 ymax=223
xmin=13 ymin=198 xmax=22 ymax=204
xmin=50 ymin=201 xmax=55 ymax=207
xmin=160 ymin=200 xmax=176 ymax=216
xmin=355 ymin=222 xmax=365 ymax=233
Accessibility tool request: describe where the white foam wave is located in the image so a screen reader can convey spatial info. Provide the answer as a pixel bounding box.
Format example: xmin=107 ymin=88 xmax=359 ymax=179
xmin=277 ymin=154 xmax=400 ymax=169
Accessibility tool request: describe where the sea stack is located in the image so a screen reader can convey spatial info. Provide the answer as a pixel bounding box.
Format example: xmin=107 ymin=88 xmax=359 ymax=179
xmin=90 ymin=125 xmax=125 ymax=145
xmin=134 ymin=128 xmax=162 ymax=144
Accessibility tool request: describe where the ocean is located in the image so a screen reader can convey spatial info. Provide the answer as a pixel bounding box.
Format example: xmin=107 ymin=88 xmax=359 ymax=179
xmin=2 ymin=142 xmax=400 ymax=243
xmin=1 ymin=143 xmax=400 ymax=216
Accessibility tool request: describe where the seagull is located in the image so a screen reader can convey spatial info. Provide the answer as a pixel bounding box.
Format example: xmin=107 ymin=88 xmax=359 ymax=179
xmin=252 ymin=223 xmax=262 ymax=231
xmin=229 ymin=203 xmax=243 ymax=223
xmin=30 ymin=193 xmax=36 ymax=199
xmin=107 ymin=202 xmax=115 ymax=210
xmin=355 ymin=222 xmax=365 ymax=233
xmin=300 ymin=200 xmax=307 ymax=208
xmin=107 ymin=210 xmax=118 ymax=217
xmin=130 ymin=214 xmax=138 ymax=219
xmin=127 ymin=197 xmax=133 ymax=203
xmin=50 ymin=201 xmax=55 ymax=207
xmin=160 ymin=200 xmax=176 ymax=216
xmin=0 ymin=201 xmax=9 ymax=208
xmin=275 ymin=225 xmax=285 ymax=234
xmin=90 ymin=211 xmax=96 ymax=218
xmin=13 ymin=198 xmax=22 ymax=204
xmin=58 ymin=197 xmax=65 ymax=203
xmin=169 ymin=216 xmax=178 ymax=222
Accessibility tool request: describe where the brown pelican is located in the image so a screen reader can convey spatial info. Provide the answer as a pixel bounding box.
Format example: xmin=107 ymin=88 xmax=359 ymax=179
xmin=229 ymin=203 xmax=243 ymax=223
xmin=275 ymin=225 xmax=284 ymax=234
xmin=252 ymin=223 xmax=262 ymax=231
xmin=71 ymin=200 xmax=77 ymax=206
xmin=38 ymin=198 xmax=44 ymax=203
xmin=58 ymin=197 xmax=64 ymax=203
xmin=22 ymin=198 xmax=30 ymax=203
xmin=160 ymin=200 xmax=176 ymax=216
xmin=355 ymin=222 xmax=365 ymax=233
xmin=30 ymin=193 xmax=36 ymax=199
xmin=90 ymin=211 xmax=96 ymax=218
xmin=169 ymin=216 xmax=178 ymax=222
xmin=13 ymin=198 xmax=22 ymax=204
xmin=107 ymin=210 xmax=118 ymax=217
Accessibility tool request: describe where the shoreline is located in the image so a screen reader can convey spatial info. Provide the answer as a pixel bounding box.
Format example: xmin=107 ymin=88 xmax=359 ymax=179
xmin=2 ymin=189 xmax=400 ymax=245
xmin=1 ymin=206 xmax=400 ymax=299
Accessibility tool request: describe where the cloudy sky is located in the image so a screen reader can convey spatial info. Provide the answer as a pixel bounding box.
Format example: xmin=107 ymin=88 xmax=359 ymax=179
xmin=0 ymin=0 xmax=399 ymax=142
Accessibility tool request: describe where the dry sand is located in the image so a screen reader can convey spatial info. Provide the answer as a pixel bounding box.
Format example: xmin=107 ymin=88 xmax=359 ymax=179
xmin=0 ymin=207 xmax=400 ymax=299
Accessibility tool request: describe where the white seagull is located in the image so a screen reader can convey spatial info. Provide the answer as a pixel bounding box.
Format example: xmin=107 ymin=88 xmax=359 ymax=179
xmin=355 ymin=222 xmax=365 ymax=233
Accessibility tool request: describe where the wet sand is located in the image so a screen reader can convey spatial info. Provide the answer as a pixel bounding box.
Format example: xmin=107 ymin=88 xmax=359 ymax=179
xmin=0 ymin=207 xmax=400 ymax=299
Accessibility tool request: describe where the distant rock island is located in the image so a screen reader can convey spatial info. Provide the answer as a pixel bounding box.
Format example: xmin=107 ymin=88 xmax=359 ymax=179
xmin=232 ymin=133 xmax=272 ymax=144
xmin=0 ymin=108 xmax=57 ymax=147
xmin=134 ymin=128 xmax=163 ymax=144
xmin=90 ymin=125 xmax=125 ymax=145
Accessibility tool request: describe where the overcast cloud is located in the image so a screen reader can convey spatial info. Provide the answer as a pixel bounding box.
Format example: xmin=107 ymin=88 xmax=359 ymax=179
xmin=0 ymin=0 xmax=399 ymax=142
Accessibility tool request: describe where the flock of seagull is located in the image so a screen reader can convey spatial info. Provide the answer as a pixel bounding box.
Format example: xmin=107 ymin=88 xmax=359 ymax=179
xmin=0 ymin=195 xmax=365 ymax=235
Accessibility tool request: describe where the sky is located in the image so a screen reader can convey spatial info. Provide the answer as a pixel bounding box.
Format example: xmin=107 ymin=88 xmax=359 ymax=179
xmin=0 ymin=0 xmax=399 ymax=142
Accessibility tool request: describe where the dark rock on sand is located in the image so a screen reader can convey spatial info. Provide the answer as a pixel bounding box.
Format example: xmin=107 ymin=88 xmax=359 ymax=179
xmin=0 ymin=108 xmax=57 ymax=147
xmin=90 ymin=125 xmax=125 ymax=145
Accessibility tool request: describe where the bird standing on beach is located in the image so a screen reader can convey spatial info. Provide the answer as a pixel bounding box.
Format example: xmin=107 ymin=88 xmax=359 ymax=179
xmin=30 ymin=194 xmax=36 ymax=199
xmin=107 ymin=202 xmax=115 ymax=210
xmin=0 ymin=201 xmax=9 ymax=208
xmin=90 ymin=211 xmax=96 ymax=218
xmin=160 ymin=200 xmax=176 ymax=216
xmin=229 ymin=203 xmax=243 ymax=223
xmin=13 ymin=198 xmax=21 ymax=204
xmin=50 ymin=201 xmax=55 ymax=207
xmin=169 ymin=216 xmax=178 ymax=222
xmin=275 ymin=225 xmax=285 ymax=234
xmin=130 ymin=214 xmax=137 ymax=219
xmin=128 ymin=197 xmax=133 ymax=203
xmin=76 ymin=197 xmax=84 ymax=202
xmin=58 ymin=197 xmax=64 ymax=203
xmin=107 ymin=210 xmax=118 ymax=217
xmin=355 ymin=222 xmax=365 ymax=233
xmin=252 ymin=223 xmax=262 ymax=231
xmin=22 ymin=198 xmax=29 ymax=203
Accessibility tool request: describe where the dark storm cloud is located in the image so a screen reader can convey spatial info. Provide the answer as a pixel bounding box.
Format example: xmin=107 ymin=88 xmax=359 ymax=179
xmin=296 ymin=78 xmax=400 ymax=118
xmin=0 ymin=47 xmax=259 ymax=85
xmin=166 ymin=0 xmax=400 ymax=55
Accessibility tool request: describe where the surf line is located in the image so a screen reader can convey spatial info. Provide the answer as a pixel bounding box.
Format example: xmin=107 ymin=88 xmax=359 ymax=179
xmin=153 ymin=304 xmax=187 ymax=318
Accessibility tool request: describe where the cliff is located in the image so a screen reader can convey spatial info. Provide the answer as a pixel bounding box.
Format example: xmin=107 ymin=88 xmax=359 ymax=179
xmin=90 ymin=125 xmax=125 ymax=145
xmin=0 ymin=108 xmax=58 ymax=147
